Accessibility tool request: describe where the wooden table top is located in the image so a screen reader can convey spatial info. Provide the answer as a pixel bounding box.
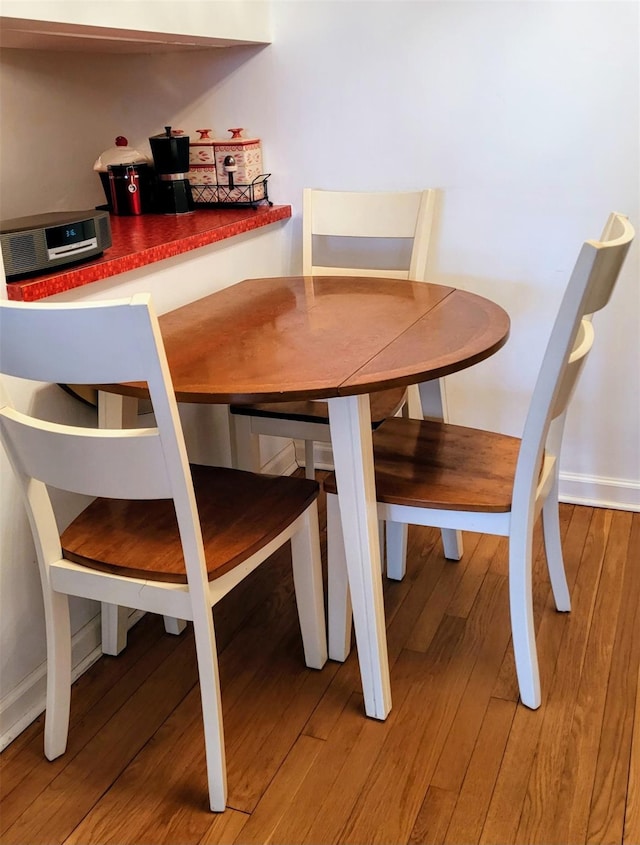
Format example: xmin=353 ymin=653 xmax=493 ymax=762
xmin=109 ymin=275 xmax=510 ymax=404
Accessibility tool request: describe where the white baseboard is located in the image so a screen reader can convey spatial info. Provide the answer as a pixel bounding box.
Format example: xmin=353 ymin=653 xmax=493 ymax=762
xmin=301 ymin=442 xmax=640 ymax=512
xmin=295 ymin=440 xmax=335 ymax=473
xmin=0 ymin=609 xmax=143 ymax=752
xmin=558 ymin=472 xmax=640 ymax=511
xmin=262 ymin=441 xmax=299 ymax=476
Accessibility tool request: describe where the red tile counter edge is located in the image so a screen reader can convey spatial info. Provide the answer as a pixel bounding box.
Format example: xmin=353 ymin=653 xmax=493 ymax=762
xmin=6 ymin=205 xmax=292 ymax=302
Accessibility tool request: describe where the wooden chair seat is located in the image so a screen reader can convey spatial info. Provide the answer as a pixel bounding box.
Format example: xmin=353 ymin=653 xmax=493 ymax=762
xmin=324 ymin=417 xmax=521 ymax=512
xmin=62 ymin=465 xmax=319 ymax=584
xmin=230 ymin=386 xmax=408 ymax=428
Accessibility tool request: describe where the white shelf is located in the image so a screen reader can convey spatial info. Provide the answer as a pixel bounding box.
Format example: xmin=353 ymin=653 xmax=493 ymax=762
xmin=0 ymin=1 xmax=271 ymax=53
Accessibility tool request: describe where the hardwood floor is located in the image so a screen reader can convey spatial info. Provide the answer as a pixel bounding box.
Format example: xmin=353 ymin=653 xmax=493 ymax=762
xmin=2 ymin=482 xmax=638 ymax=845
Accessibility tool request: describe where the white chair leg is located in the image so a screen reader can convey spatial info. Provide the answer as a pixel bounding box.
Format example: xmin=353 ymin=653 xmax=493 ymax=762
xmin=441 ymin=530 xmax=464 ymax=561
xmin=386 ymin=521 xmax=408 ymax=581
xmin=230 ymin=413 xmax=261 ymax=472
xmin=44 ymin=590 xmax=72 ymax=760
xmin=98 ymin=392 xmax=139 ymax=657
xmin=418 ymin=378 xmax=448 ymax=420
xmin=101 ymin=603 xmax=129 ymax=656
xmin=191 ymin=601 xmax=227 ymax=811
xmin=98 ymin=390 xmax=139 ymax=429
xmin=290 ymin=502 xmax=328 ymax=670
xmin=509 ymin=523 xmax=541 ymax=710
xmin=326 ymin=491 xmax=353 ymax=662
xmin=163 ymin=616 xmax=188 ymax=636
xmin=403 ymin=383 xmax=423 ymax=419
xmin=379 ymin=519 xmax=386 ymax=572
xmin=304 ymin=439 xmax=316 ymax=480
xmin=390 ymin=385 xmax=420 ymax=578
xmin=542 ymin=467 xmax=571 ymax=612
xmin=418 ymin=379 xmax=464 ymax=562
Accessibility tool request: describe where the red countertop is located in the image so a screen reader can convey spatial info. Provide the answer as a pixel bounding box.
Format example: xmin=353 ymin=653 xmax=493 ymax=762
xmin=6 ymin=204 xmax=292 ymax=302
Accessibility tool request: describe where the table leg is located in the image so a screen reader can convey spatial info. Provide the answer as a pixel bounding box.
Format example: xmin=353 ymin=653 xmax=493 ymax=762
xmin=327 ymin=394 xmax=391 ymax=720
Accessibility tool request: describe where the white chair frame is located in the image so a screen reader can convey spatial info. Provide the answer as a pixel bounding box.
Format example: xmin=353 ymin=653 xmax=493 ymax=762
xmin=0 ymin=294 xmax=327 ymax=811
xmin=326 ymin=213 xmax=634 ymax=709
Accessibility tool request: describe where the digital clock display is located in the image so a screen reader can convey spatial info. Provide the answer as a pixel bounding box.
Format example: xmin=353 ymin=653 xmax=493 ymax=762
xmin=45 ymin=218 xmax=96 ymax=250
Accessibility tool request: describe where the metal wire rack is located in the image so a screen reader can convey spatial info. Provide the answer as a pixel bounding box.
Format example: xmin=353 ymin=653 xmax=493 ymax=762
xmin=190 ymin=174 xmax=272 ymax=208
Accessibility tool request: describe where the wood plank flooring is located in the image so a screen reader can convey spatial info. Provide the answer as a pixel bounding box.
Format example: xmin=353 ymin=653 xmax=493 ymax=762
xmin=1 ymin=481 xmax=638 ymax=845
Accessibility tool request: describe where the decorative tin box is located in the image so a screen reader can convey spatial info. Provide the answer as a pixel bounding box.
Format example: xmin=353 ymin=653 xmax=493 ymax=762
xmin=190 ymin=127 xmax=270 ymax=206
xmin=188 ymin=129 xmax=217 ymax=200
xmin=189 ymin=129 xmax=217 ymax=168
xmin=213 ymin=128 xmax=263 ymax=185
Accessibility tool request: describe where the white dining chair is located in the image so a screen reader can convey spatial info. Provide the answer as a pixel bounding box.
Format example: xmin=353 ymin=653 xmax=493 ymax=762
xmin=324 ymin=213 xmax=634 ymax=709
xmin=229 ymin=187 xmax=462 ymax=568
xmin=0 ymin=294 xmax=327 ymax=812
xmin=229 ymin=188 xmax=439 ymax=482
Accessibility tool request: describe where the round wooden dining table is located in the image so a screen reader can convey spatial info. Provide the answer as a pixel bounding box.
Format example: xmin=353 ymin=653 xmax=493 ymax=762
xmin=100 ymin=274 xmax=510 ymax=720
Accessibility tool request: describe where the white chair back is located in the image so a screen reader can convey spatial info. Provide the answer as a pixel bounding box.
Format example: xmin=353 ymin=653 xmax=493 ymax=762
xmin=514 ymin=213 xmax=634 ymax=512
xmin=302 ymin=188 xmax=436 ymax=280
xmin=0 ymin=294 xmax=206 ymax=589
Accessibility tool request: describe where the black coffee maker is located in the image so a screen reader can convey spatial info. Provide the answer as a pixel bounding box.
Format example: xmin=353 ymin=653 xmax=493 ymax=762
xmin=149 ymin=126 xmax=193 ymax=214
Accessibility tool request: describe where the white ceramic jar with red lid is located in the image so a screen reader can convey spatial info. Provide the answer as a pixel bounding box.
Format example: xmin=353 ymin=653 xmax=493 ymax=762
xmin=213 ymin=129 xmax=263 ymax=186
xmin=188 ymin=129 xmax=217 ymax=197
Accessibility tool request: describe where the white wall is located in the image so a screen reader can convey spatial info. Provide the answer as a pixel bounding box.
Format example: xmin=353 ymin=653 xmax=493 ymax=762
xmin=1 ymin=0 xmax=638 ymax=746
xmin=202 ymin=0 xmax=639 ymax=501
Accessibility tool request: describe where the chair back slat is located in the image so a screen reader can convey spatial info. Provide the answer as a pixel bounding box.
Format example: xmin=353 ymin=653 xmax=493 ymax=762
xmin=0 ymin=410 xmax=171 ymax=499
xmin=598 ymin=210 xmax=626 ymax=244
xmin=302 ymin=188 xmax=435 ymax=281
xmin=582 ymin=238 xmax=634 ymax=315
xmin=307 ymin=190 xmax=424 ymax=238
xmin=0 ymin=295 xmax=157 ymax=386
xmin=309 ymin=267 xmax=409 ymax=279
xmin=550 ymin=318 xmax=594 ymax=422
xmin=513 ymin=214 xmax=634 ymax=512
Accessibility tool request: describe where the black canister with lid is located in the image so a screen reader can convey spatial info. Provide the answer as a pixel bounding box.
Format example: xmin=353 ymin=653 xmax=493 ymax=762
xmin=149 ymin=126 xmax=193 ymax=214
xmin=149 ymin=126 xmax=191 ymax=175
